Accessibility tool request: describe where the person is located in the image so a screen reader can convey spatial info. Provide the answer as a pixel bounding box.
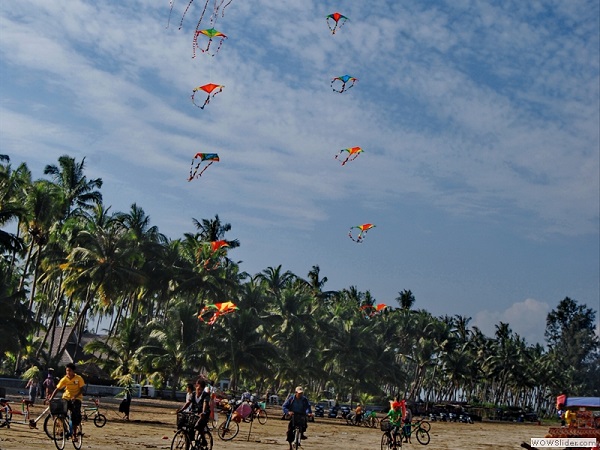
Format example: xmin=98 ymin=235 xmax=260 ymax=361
xmin=23 ymin=375 xmax=39 ymax=414
xmin=42 ymin=369 xmax=56 ymax=398
xmin=387 ymin=401 xmax=404 ymax=444
xmin=565 ymin=408 xmax=576 ymax=427
xmin=178 ymin=379 xmax=211 ymax=445
xmin=178 ymin=383 xmax=195 ymax=413
xmin=402 ymin=406 xmax=413 ymax=442
xmin=282 ymin=386 xmax=313 ymax=450
xmin=354 ymin=403 xmax=363 ymax=425
xmin=119 ymin=388 xmax=132 ymax=420
xmin=557 ymin=403 xmax=566 ymax=427
xmin=47 ymin=363 xmax=86 ymax=440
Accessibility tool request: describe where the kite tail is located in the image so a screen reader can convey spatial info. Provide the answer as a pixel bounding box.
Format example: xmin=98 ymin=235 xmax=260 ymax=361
xmin=189 ymin=161 xmax=202 ymax=181
xmin=200 ymin=95 xmax=211 ymax=109
xmin=221 ymin=0 xmax=234 ymax=17
xmin=198 ymin=161 xmax=214 ymax=177
xmin=192 ymin=0 xmax=210 ymax=32
xmin=179 ymin=0 xmax=197 ymax=30
xmin=213 ymin=37 xmax=225 ymax=55
xmin=192 ymin=32 xmax=202 ymax=58
xmin=331 ymin=80 xmax=344 ymax=93
xmin=167 ymin=0 xmax=175 ymax=28
xmin=191 ymin=91 xmax=206 ymax=108
xmin=204 ymin=86 xmax=224 ymax=108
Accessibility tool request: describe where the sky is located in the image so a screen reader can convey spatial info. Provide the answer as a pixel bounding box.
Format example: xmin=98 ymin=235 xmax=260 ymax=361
xmin=1 ymin=0 xmax=598 ymax=347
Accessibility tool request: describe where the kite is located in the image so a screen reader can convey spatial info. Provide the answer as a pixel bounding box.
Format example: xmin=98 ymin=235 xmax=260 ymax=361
xmin=210 ymin=240 xmax=229 ymax=253
xmin=360 ymin=303 xmax=388 ymax=318
xmin=331 ymin=75 xmax=357 ymax=93
xmin=198 ymin=301 xmax=238 ymax=325
xmin=193 ymin=28 xmax=227 ymax=58
xmin=326 ymin=12 xmax=348 ymax=34
xmin=335 ymin=146 xmax=363 ymax=165
xmin=188 ymin=153 xmax=219 ymax=180
xmin=348 ymin=223 xmax=375 ymax=243
xmin=168 ymin=0 xmax=234 ymax=30
xmin=202 ymin=239 xmax=230 ymax=269
xmin=191 ymin=83 xmax=224 ymax=109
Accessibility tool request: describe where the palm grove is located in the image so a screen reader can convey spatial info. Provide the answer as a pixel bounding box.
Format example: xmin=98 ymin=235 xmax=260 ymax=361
xmin=1 ymin=154 xmax=598 ymax=416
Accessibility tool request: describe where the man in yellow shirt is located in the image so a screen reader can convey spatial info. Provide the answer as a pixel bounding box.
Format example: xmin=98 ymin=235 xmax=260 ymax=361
xmin=48 ymin=363 xmax=86 ymax=438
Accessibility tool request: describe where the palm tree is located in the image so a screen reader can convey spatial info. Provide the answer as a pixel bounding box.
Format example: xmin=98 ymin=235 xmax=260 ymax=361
xmin=43 ymin=155 xmax=103 ymax=219
xmin=0 ymin=157 xmax=30 ymax=272
xmin=56 ymin=205 xmax=145 ymax=360
xmin=192 ymin=215 xmax=240 ymax=249
xmin=396 ymin=289 xmax=415 ymax=310
xmin=0 ymin=265 xmax=32 ymax=358
xmin=84 ymin=316 xmax=148 ymax=378
xmin=137 ymin=299 xmax=204 ymax=398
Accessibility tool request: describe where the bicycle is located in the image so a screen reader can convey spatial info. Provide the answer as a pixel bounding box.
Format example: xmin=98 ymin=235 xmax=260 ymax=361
xmin=364 ymin=410 xmax=380 ymax=428
xmin=0 ymin=397 xmax=55 ymax=437
xmin=290 ymin=414 xmax=307 ymax=450
xmin=81 ymin=396 xmax=107 ymax=427
xmin=50 ymin=399 xmax=84 ymax=450
xmin=402 ymin=418 xmax=431 ymax=445
xmin=380 ymin=419 xmax=402 ymax=450
xmin=216 ymin=401 xmax=239 ymax=441
xmin=242 ymin=401 xmax=268 ymax=425
xmin=171 ymin=411 xmax=213 ymax=450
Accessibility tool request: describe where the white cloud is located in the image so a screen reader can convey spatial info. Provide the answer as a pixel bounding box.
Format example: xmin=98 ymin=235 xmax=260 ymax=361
xmin=1 ymin=0 xmax=598 ymax=323
xmin=472 ymin=298 xmax=551 ymax=345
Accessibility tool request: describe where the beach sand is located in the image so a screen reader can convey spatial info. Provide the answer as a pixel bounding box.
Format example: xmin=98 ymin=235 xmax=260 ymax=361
xmin=0 ymin=397 xmax=548 ymax=450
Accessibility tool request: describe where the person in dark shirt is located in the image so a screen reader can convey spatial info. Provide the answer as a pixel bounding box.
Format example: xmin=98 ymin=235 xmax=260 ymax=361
xmin=282 ymin=386 xmax=313 ymax=450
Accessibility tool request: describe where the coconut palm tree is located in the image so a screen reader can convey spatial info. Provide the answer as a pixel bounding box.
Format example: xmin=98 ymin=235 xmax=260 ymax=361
xmin=43 ymin=155 xmax=102 ymax=219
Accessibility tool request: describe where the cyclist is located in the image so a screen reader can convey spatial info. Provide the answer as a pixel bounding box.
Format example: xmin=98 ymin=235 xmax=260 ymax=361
xmin=47 ymin=363 xmax=86 ymax=440
xmin=386 ymin=401 xmax=404 ymax=444
xmin=282 ymin=386 xmax=313 ymax=450
xmin=189 ymin=379 xmax=211 ymax=445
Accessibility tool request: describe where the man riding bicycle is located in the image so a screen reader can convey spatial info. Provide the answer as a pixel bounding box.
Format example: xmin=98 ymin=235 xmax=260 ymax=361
xmin=47 ymin=363 xmax=86 ymax=440
xmin=282 ymin=386 xmax=313 ymax=450
xmin=386 ymin=401 xmax=404 ymax=443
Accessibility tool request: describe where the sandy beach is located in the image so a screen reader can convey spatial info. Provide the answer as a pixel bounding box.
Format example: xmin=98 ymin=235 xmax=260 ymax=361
xmin=0 ymin=397 xmax=549 ymax=450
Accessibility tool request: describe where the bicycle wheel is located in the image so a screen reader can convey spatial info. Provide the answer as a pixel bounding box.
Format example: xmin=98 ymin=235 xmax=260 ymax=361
xmin=217 ymin=419 xmax=239 ymax=441
xmin=372 ymin=416 xmax=380 ymax=429
xmin=381 ymin=432 xmax=393 ymax=450
xmin=0 ymin=403 xmax=13 ymax=426
xmin=93 ymin=413 xmax=107 ymax=427
xmin=0 ymin=405 xmax=11 ymax=428
xmin=257 ymin=409 xmax=267 ymax=425
xmin=293 ymin=427 xmax=302 ymax=450
xmin=418 ymin=420 xmax=431 ymax=432
xmin=53 ymin=417 xmax=68 ymax=450
xmin=72 ymin=424 xmax=83 ymax=450
xmin=44 ymin=414 xmax=55 ymax=438
xmin=416 ymin=428 xmax=430 ymax=445
xmin=198 ymin=428 xmax=213 ymax=450
xmin=171 ymin=429 xmax=190 ymax=450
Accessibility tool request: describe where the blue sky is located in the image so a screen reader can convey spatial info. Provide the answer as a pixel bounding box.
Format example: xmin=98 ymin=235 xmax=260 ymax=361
xmin=1 ymin=0 xmax=598 ymax=346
